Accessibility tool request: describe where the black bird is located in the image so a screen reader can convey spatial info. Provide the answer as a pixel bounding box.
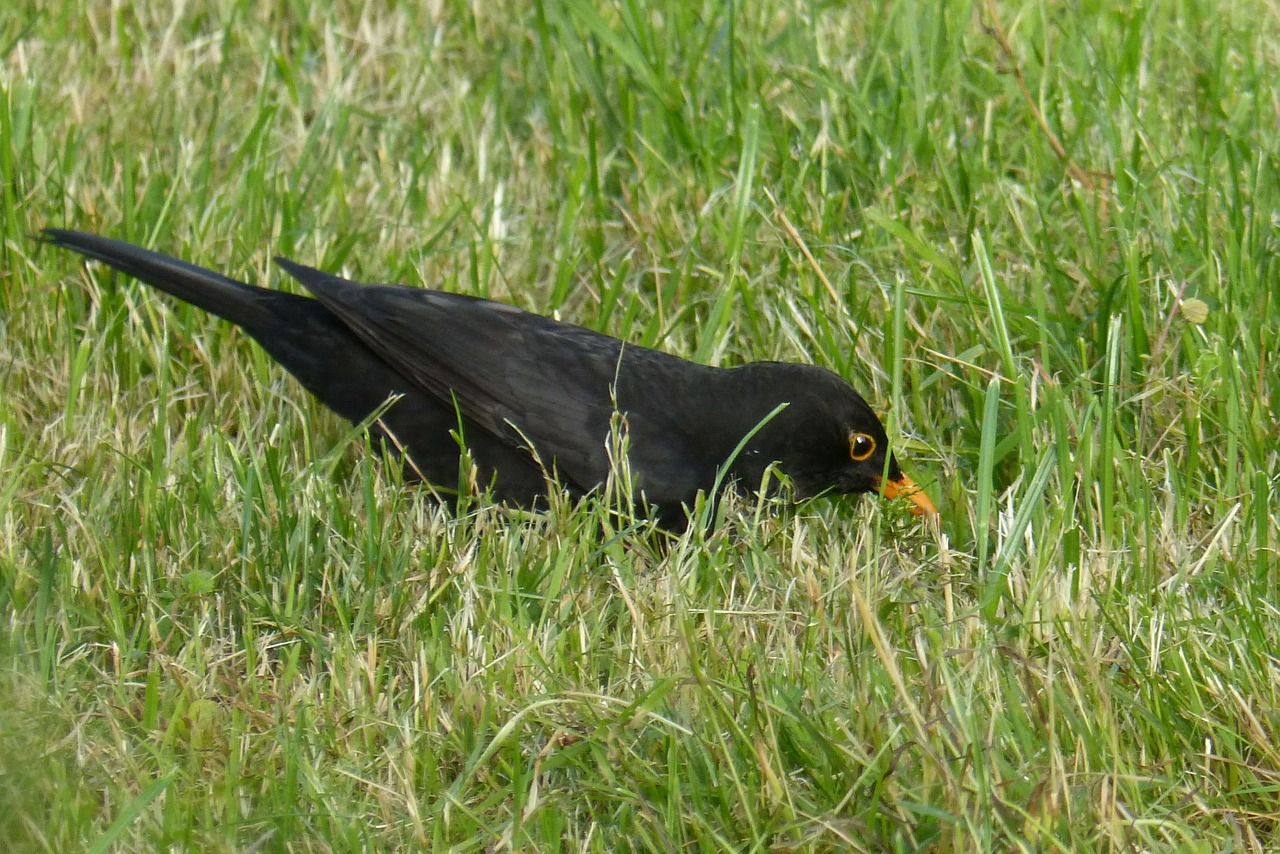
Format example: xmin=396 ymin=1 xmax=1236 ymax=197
xmin=41 ymin=229 xmax=937 ymax=527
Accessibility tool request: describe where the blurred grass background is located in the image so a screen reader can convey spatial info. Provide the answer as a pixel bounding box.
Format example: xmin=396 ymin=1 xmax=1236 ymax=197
xmin=1 ymin=0 xmax=1278 ymax=849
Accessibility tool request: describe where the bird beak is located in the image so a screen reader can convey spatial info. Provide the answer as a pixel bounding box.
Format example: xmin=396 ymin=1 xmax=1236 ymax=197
xmin=877 ymin=473 xmax=938 ymax=517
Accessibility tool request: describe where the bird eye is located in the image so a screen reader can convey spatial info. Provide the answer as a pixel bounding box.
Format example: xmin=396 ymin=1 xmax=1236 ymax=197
xmin=849 ymin=432 xmax=876 ymax=461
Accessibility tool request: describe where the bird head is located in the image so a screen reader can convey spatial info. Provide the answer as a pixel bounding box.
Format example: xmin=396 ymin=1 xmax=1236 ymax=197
xmin=731 ymin=364 xmax=937 ymax=517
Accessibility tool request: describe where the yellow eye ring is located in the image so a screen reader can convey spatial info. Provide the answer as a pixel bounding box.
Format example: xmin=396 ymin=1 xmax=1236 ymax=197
xmin=849 ymin=432 xmax=876 ymax=462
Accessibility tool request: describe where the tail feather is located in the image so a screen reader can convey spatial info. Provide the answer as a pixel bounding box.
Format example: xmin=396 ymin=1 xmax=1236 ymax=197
xmin=39 ymin=228 xmax=274 ymax=329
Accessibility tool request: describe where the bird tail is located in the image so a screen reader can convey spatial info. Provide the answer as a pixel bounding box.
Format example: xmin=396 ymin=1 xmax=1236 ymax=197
xmin=39 ymin=228 xmax=275 ymax=329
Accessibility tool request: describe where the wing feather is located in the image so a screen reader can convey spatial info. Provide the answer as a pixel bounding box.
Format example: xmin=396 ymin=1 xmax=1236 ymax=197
xmin=276 ymin=260 xmax=714 ymax=500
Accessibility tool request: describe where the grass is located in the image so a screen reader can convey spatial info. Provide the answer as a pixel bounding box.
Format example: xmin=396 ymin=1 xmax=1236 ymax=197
xmin=2 ymin=0 xmax=1278 ymax=849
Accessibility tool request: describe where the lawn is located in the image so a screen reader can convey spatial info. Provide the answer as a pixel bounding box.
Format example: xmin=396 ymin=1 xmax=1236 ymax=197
xmin=2 ymin=0 xmax=1278 ymax=850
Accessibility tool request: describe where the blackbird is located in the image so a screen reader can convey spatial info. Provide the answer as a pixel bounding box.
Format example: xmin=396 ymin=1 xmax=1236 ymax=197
xmin=41 ymin=228 xmax=937 ymax=526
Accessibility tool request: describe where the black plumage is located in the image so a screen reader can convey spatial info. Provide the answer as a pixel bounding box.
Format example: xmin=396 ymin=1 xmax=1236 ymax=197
xmin=41 ymin=229 xmax=936 ymax=526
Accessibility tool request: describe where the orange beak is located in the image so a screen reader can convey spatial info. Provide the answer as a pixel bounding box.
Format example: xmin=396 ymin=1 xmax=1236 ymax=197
xmin=877 ymin=473 xmax=938 ymax=517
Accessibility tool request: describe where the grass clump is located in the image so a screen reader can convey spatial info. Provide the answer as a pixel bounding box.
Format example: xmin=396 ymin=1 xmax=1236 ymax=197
xmin=2 ymin=0 xmax=1278 ymax=849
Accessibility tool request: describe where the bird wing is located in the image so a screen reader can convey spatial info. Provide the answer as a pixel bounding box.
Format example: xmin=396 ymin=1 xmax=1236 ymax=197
xmin=275 ymin=260 xmax=710 ymax=499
